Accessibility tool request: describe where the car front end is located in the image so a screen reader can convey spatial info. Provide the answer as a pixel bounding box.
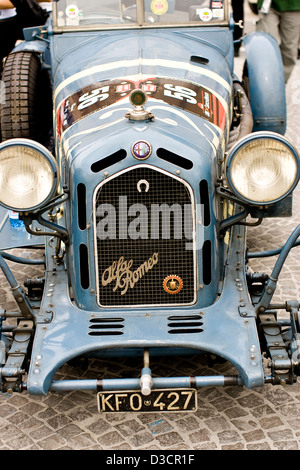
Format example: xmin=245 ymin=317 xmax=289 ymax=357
xmin=0 ymin=0 xmax=299 ymax=414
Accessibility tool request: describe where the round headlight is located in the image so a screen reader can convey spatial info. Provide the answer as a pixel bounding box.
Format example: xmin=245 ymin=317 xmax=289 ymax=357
xmin=226 ymin=132 xmax=300 ymax=205
xmin=0 ymin=139 xmax=59 ymax=212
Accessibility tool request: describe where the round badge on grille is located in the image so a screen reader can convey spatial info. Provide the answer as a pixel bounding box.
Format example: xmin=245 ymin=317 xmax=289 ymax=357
xmin=163 ymin=275 xmax=183 ymax=295
xmin=131 ymin=141 xmax=152 ymax=160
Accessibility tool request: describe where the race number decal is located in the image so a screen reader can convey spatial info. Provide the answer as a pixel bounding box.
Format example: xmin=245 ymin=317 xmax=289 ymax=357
xmin=56 ymin=77 xmax=226 ymax=137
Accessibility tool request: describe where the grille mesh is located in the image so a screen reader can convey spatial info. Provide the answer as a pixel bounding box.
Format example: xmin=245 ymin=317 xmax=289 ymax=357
xmin=94 ymin=166 xmax=196 ymax=307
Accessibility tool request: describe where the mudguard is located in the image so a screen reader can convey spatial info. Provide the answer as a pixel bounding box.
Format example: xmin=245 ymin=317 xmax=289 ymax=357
xmin=243 ymin=31 xmax=286 ymax=135
xmin=10 ymin=26 xmax=51 ymax=69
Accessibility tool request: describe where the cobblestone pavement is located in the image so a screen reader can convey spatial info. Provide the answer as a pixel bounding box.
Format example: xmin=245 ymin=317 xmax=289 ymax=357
xmin=0 ymin=7 xmax=300 ymax=452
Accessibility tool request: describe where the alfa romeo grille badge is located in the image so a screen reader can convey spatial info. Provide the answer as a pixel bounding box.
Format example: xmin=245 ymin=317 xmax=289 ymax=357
xmin=131 ymin=141 xmax=152 ymax=160
xmin=163 ymin=275 xmax=183 ymax=295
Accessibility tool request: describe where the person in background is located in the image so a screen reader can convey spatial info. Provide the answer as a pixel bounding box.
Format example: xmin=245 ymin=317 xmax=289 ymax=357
xmin=231 ymin=0 xmax=244 ymax=57
xmin=256 ymin=0 xmax=300 ymax=82
xmin=0 ymin=0 xmax=51 ymax=74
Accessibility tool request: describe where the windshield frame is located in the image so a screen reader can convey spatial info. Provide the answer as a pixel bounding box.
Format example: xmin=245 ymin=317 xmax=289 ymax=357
xmin=52 ymin=0 xmax=229 ymax=33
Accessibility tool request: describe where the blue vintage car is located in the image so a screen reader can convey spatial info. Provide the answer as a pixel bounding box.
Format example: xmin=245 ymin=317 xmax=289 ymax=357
xmin=0 ymin=0 xmax=299 ymax=412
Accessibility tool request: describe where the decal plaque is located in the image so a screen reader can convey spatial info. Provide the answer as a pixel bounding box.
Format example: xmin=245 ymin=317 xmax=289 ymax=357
xmin=57 ymin=76 xmax=226 ymax=137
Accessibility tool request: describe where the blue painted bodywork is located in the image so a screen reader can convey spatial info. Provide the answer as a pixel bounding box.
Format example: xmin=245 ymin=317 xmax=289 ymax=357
xmin=0 ymin=2 xmax=298 ymax=399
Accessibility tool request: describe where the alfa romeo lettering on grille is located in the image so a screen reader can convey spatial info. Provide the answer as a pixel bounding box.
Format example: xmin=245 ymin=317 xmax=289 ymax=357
xmin=102 ymin=253 xmax=159 ymax=295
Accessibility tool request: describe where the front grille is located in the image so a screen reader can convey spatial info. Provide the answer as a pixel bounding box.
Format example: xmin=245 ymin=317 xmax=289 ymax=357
xmin=94 ymin=165 xmax=196 ymax=307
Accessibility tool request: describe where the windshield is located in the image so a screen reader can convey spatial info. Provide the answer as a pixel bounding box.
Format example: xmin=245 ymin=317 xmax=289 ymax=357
xmin=53 ymin=0 xmax=228 ymax=30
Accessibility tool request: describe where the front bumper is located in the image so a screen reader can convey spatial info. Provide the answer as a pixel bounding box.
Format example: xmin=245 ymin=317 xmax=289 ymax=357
xmin=27 ymin=224 xmax=265 ymax=395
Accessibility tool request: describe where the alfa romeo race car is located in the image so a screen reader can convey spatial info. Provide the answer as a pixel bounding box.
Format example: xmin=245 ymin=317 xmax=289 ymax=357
xmin=0 ymin=0 xmax=299 ymax=413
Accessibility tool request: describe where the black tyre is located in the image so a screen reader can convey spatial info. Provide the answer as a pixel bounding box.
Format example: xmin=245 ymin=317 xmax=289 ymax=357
xmin=0 ymin=51 xmax=52 ymax=145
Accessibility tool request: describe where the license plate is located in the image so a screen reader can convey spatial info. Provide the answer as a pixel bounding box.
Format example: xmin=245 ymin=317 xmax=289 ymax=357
xmin=97 ymin=388 xmax=197 ymax=413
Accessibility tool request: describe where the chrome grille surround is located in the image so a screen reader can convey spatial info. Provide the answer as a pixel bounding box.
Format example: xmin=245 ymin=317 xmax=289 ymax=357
xmin=93 ymin=164 xmax=197 ymax=308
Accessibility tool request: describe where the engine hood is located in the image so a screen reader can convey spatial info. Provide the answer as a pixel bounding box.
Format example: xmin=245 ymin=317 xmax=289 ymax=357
xmin=53 ymin=28 xmax=233 ymax=162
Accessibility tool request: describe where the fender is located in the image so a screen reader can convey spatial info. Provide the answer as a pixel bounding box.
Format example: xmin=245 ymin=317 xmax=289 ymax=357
xmin=243 ymin=31 xmax=286 ymax=135
xmin=10 ymin=26 xmax=51 ymax=70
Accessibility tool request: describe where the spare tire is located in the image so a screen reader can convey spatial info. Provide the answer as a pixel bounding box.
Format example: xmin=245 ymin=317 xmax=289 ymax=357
xmin=0 ymin=51 xmax=52 ymax=145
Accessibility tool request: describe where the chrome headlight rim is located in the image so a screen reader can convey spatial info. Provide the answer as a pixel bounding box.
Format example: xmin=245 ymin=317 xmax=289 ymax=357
xmin=0 ymin=138 xmax=59 ymax=212
xmin=226 ymin=131 xmax=300 ymax=206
